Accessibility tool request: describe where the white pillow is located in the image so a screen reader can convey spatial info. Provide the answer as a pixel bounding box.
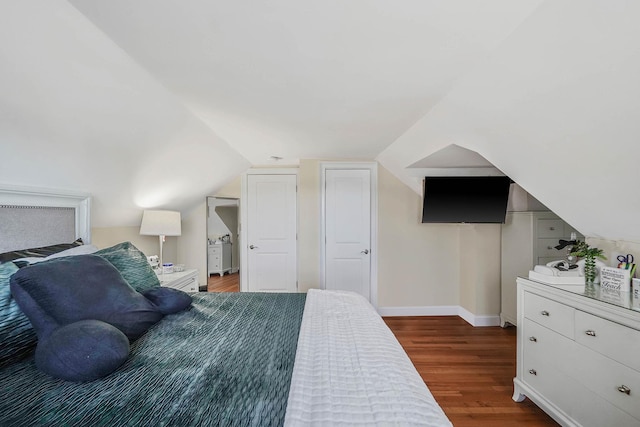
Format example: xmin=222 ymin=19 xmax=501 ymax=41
xmin=15 ymin=244 xmax=99 ymax=264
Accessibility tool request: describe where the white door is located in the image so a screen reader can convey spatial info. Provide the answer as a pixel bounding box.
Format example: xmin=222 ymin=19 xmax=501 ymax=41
xmin=246 ymin=174 xmax=297 ymax=292
xmin=325 ymin=169 xmax=371 ymax=300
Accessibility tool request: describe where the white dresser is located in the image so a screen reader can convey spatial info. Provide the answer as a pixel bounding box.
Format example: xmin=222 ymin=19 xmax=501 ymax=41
xmin=157 ymin=269 xmax=199 ymax=293
xmin=501 ymin=212 xmax=582 ymax=326
xmin=514 ymin=278 xmax=640 ymax=426
xmin=208 ymin=242 xmax=231 ymax=276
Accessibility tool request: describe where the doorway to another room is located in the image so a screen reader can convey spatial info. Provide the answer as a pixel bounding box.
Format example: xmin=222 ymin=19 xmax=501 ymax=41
xmin=206 ymin=196 xmax=240 ymax=292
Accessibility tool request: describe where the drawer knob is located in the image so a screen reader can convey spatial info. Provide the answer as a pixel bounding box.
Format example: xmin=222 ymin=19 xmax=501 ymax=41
xmin=618 ymin=385 xmax=631 ymax=395
xmin=547 ymin=246 xmax=553 ymax=250
xmin=549 ymin=227 xmax=555 ymax=231
xmin=585 ymin=330 xmax=597 ymax=337
xmin=541 ymin=310 xmax=550 ymax=316
xmin=529 ymin=369 xmax=537 ymax=376
xmin=529 ymin=336 xmax=537 ymax=342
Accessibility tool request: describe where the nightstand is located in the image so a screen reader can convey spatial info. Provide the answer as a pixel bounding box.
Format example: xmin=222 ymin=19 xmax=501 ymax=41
xmin=157 ymin=269 xmax=199 ymax=293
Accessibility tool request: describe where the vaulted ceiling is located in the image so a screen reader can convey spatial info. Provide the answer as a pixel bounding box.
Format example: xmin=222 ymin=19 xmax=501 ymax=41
xmin=1 ymin=1 xmax=639 ymax=241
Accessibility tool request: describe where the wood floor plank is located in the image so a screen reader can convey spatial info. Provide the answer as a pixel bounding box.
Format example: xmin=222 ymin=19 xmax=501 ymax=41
xmin=206 ymin=272 xmax=240 ymax=292
xmin=384 ymin=316 xmax=559 ymax=426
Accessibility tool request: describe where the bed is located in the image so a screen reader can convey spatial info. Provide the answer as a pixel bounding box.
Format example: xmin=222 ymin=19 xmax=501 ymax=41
xmin=0 ymin=186 xmax=451 ymax=426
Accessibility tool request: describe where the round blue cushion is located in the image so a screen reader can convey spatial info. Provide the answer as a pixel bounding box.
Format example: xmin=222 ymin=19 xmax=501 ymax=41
xmin=35 ymin=320 xmax=129 ymax=382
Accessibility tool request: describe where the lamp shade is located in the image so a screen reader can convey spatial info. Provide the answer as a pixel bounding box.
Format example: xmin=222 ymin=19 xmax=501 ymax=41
xmin=140 ymin=210 xmax=181 ymax=236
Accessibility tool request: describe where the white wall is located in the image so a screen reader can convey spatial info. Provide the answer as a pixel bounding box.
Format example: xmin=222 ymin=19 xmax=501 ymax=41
xmin=458 ymin=224 xmax=501 ymax=317
xmin=91 ymin=226 xmax=177 ymax=264
xmin=586 ymin=238 xmax=640 ymax=271
xmin=377 ymin=165 xmax=460 ymax=308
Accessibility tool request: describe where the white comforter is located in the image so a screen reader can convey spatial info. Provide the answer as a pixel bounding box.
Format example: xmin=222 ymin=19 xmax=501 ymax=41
xmin=285 ymin=289 xmax=452 ymax=426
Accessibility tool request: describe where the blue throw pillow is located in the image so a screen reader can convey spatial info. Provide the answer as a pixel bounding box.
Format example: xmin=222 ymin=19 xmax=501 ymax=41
xmin=0 ymin=262 xmax=37 ymax=367
xmin=35 ymin=320 xmax=129 ymax=382
xmin=10 ymin=255 xmax=163 ymax=341
xmin=142 ymin=287 xmax=192 ymax=315
xmin=95 ymin=242 xmax=160 ymax=292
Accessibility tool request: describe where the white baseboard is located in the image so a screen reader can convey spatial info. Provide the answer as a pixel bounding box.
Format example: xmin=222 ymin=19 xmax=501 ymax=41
xmin=377 ymin=305 xmax=501 ymax=327
xmin=377 ymin=305 xmax=460 ymax=317
xmin=457 ymin=306 xmax=501 ymax=327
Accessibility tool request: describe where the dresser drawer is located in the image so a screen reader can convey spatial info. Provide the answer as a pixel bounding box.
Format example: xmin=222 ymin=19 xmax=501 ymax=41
xmin=573 ymin=344 xmax=640 ymax=421
xmin=524 ymin=291 xmax=575 ymax=338
xmin=573 ymin=384 xmax=640 ymax=427
xmin=209 ymin=246 xmax=221 ymax=255
xmin=575 ymin=310 xmax=640 ymax=372
xmin=537 ymin=238 xmax=564 ymax=258
xmin=523 ymin=318 xmax=574 ymax=364
xmin=173 ymin=276 xmax=198 ymax=292
xmin=522 ymin=349 xmax=576 ymax=417
xmin=160 ymin=270 xmax=199 ymax=293
xmin=537 ymin=219 xmax=566 ymax=238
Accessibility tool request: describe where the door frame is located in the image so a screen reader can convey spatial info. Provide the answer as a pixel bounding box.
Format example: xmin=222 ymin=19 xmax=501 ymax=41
xmin=320 ymin=162 xmax=378 ymax=307
xmin=240 ymin=168 xmax=299 ymax=292
xmin=206 ymin=196 xmax=240 ymax=277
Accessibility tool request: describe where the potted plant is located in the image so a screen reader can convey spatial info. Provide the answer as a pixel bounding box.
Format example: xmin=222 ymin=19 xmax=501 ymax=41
xmin=570 ymin=241 xmax=607 ymax=285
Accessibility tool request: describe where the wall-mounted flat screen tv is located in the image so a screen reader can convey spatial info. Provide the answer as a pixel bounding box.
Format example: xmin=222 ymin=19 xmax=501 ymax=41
xmin=421 ymin=176 xmax=512 ymax=224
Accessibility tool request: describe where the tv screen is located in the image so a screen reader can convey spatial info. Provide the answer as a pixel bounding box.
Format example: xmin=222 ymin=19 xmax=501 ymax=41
xmin=421 ymin=176 xmax=511 ymax=224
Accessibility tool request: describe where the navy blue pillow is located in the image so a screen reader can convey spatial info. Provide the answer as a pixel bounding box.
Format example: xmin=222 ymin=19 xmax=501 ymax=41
xmin=10 ymin=255 xmax=163 ymax=341
xmin=35 ymin=320 xmax=129 ymax=382
xmin=142 ymin=287 xmax=192 ymax=315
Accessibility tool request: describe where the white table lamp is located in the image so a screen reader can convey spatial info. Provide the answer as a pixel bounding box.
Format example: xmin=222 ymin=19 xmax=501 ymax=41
xmin=140 ymin=210 xmax=181 ymax=276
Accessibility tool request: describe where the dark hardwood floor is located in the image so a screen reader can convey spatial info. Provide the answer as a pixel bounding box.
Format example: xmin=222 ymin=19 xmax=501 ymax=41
xmin=204 ymin=279 xmax=556 ymax=425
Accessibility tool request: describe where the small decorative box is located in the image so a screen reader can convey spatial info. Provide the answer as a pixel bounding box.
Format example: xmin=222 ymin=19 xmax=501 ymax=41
xmin=600 ymin=266 xmax=631 ymax=292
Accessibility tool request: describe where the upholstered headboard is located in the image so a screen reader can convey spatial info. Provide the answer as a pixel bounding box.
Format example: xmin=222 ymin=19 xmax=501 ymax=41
xmin=0 ymin=185 xmax=91 ymax=252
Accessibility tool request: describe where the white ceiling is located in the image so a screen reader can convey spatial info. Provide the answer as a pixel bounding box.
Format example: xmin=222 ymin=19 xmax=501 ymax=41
xmin=1 ymin=0 xmax=639 ymax=242
xmin=66 ymin=0 xmax=541 ymax=164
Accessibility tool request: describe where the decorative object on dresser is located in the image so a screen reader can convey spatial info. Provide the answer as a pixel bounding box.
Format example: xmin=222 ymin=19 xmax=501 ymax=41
xmin=570 ymin=241 xmax=607 ymax=285
xmin=208 ymin=241 xmax=231 ymax=276
xmin=139 ymin=210 xmax=181 ymax=279
xmin=500 ymin=211 xmax=583 ymax=327
xmin=514 ymin=277 xmax=640 ymax=426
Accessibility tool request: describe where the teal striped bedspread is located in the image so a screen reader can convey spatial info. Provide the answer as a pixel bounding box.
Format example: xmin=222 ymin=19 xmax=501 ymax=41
xmin=0 ymin=292 xmax=306 ymax=427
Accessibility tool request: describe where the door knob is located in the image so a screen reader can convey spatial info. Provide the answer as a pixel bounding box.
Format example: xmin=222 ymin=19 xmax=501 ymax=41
xmin=361 ymin=249 xmax=369 ymax=254
xmin=249 ymin=245 xmax=258 ymax=250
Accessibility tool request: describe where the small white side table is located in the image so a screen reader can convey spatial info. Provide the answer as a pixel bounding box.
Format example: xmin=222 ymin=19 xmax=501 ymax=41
xmin=156 ymin=269 xmax=199 ymax=293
